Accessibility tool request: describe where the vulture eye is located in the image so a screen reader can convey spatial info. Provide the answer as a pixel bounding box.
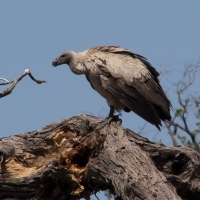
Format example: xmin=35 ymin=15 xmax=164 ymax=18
xmin=60 ymin=55 xmax=65 ymax=58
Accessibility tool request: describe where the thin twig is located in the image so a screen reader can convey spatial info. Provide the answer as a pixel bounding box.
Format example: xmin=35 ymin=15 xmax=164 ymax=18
xmin=137 ymin=123 xmax=147 ymax=135
xmin=0 ymin=78 xmax=10 ymax=84
xmin=0 ymin=69 xmax=46 ymax=98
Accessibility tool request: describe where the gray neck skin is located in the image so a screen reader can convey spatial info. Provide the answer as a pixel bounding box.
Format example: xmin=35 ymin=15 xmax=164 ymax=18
xmin=68 ymin=51 xmax=88 ymax=75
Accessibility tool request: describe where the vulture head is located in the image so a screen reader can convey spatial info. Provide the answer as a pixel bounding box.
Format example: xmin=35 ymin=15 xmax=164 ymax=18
xmin=52 ymin=51 xmax=74 ymax=67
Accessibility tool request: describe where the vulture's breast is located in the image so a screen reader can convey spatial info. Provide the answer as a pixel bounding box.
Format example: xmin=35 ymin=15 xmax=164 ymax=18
xmin=87 ymin=72 xmax=125 ymax=111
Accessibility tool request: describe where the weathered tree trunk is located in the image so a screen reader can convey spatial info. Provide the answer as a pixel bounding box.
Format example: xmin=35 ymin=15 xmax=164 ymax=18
xmin=0 ymin=115 xmax=200 ymax=200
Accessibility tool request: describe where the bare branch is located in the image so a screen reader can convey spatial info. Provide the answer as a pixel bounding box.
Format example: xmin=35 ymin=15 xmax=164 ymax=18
xmin=168 ymin=109 xmax=199 ymax=150
xmin=0 ymin=78 xmax=10 ymax=84
xmin=137 ymin=123 xmax=147 ymax=135
xmin=164 ymin=121 xmax=178 ymax=146
xmin=0 ymin=69 xmax=46 ymax=98
xmin=94 ymin=192 xmax=100 ymax=200
xmin=177 ymin=61 xmax=200 ymax=94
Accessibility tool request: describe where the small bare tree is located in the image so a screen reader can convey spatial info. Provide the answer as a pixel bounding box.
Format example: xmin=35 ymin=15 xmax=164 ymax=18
xmin=161 ymin=61 xmax=200 ymax=151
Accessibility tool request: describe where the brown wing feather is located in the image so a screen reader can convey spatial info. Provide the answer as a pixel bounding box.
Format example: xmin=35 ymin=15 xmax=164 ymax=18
xmin=104 ymin=77 xmax=162 ymax=129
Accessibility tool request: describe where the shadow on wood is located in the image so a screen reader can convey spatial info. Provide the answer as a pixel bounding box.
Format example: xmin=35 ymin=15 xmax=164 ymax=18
xmin=0 ymin=114 xmax=200 ymax=200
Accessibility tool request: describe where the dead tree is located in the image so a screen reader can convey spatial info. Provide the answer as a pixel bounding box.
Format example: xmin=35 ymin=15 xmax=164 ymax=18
xmin=0 ymin=115 xmax=200 ymax=200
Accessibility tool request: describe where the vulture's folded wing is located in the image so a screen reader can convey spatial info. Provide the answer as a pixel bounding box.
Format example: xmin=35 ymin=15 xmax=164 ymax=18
xmin=84 ymin=46 xmax=171 ymax=129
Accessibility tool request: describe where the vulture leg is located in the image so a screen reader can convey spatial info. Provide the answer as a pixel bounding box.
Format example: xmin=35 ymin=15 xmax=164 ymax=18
xmin=95 ymin=106 xmax=122 ymax=130
xmin=108 ymin=105 xmax=122 ymax=121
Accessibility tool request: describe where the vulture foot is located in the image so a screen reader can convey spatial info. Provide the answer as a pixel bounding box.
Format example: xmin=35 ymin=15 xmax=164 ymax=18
xmin=95 ymin=114 xmax=122 ymax=130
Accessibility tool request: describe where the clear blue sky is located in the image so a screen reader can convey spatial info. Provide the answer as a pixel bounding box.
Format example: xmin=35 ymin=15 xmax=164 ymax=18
xmin=1 ymin=2 xmax=200 ymax=199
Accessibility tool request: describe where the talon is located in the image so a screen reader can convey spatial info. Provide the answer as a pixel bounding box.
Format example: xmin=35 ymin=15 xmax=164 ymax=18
xmin=95 ymin=106 xmax=122 ymax=130
xmin=112 ymin=114 xmax=121 ymax=122
xmin=117 ymin=118 xmax=122 ymax=125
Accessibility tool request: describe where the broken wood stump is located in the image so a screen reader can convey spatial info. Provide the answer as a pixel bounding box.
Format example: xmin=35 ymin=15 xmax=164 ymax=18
xmin=0 ymin=114 xmax=200 ymax=200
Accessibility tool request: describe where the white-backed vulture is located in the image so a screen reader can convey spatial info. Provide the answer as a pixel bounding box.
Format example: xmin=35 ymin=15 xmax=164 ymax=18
xmin=52 ymin=46 xmax=172 ymax=130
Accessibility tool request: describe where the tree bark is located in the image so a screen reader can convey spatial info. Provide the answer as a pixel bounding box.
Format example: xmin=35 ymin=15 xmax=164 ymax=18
xmin=0 ymin=114 xmax=200 ymax=200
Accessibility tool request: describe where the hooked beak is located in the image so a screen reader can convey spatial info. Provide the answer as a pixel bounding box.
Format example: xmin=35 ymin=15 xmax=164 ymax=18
xmin=52 ymin=58 xmax=61 ymax=67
